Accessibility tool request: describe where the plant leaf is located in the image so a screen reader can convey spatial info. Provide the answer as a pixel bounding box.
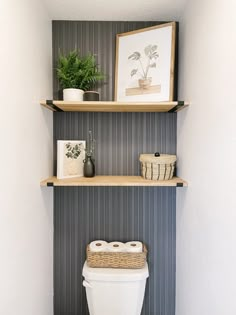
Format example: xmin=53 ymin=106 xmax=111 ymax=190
xmin=128 ymin=52 xmax=141 ymax=60
xmin=130 ymin=69 xmax=138 ymax=77
xmin=149 ymin=63 xmax=156 ymax=68
xmin=144 ymin=45 xmax=152 ymax=56
xmin=150 ymin=52 xmax=159 ymax=59
xmin=151 ymin=45 xmax=158 ymax=52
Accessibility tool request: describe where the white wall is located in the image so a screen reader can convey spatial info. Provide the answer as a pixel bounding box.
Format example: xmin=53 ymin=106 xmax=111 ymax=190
xmin=177 ymin=0 xmax=236 ymax=314
xmin=44 ymin=0 xmax=185 ymax=21
xmin=0 ymin=0 xmax=53 ymax=314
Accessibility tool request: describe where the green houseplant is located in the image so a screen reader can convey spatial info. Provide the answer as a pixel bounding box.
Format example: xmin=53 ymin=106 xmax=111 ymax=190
xmin=57 ymin=50 xmax=104 ymax=101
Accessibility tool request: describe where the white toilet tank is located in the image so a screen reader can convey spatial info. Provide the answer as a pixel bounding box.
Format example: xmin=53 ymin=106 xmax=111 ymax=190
xmin=82 ymin=261 xmax=149 ymax=315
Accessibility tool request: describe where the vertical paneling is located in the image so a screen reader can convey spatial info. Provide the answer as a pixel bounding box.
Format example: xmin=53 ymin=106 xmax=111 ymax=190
xmin=53 ymin=21 xmax=177 ymax=315
xmin=54 ymin=187 xmax=176 ymax=315
xmin=54 ymin=112 xmax=176 ymax=176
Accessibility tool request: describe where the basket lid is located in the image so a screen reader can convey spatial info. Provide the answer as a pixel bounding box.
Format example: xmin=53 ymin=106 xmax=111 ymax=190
xmin=82 ymin=261 xmax=149 ymax=281
xmin=139 ymin=154 xmax=176 ymax=164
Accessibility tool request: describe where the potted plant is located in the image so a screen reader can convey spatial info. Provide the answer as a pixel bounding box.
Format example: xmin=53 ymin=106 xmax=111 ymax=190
xmin=56 ymin=50 xmax=104 ymax=101
xmin=128 ymin=44 xmax=159 ymax=89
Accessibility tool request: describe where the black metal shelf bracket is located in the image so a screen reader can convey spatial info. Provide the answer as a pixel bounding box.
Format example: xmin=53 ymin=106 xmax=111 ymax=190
xmin=168 ymin=101 xmax=185 ymax=113
xmin=47 ymin=182 xmax=54 ymax=187
xmin=46 ymin=100 xmax=63 ymax=112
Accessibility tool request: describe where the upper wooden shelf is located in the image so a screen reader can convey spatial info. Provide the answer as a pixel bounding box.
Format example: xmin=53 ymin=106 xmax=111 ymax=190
xmin=40 ymin=176 xmax=187 ymax=187
xmin=40 ymin=100 xmax=189 ymax=113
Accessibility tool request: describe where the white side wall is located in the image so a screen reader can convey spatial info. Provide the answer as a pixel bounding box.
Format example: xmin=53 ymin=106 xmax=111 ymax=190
xmin=177 ymin=0 xmax=236 ymax=314
xmin=0 ymin=1 xmax=53 ymax=315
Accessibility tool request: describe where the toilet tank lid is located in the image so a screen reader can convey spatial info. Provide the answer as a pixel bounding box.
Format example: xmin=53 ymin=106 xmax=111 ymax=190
xmin=82 ymin=261 xmax=149 ymax=281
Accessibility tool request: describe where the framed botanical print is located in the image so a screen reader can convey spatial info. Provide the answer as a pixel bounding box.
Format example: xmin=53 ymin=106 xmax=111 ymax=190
xmin=57 ymin=140 xmax=86 ymax=179
xmin=115 ymin=22 xmax=176 ymax=102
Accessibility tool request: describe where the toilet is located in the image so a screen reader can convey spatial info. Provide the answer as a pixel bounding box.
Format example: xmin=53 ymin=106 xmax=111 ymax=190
xmin=82 ymin=261 xmax=149 ymax=315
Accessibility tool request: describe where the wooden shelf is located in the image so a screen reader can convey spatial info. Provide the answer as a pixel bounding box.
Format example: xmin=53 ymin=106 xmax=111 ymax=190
xmin=40 ymin=100 xmax=189 ymax=113
xmin=40 ymin=176 xmax=187 ymax=187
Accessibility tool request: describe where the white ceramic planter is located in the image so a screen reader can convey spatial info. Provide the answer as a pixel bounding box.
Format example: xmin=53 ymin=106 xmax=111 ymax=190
xmin=63 ymin=88 xmax=84 ymax=101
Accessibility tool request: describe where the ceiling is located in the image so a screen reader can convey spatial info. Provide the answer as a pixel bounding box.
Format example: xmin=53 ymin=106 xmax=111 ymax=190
xmin=43 ymin=0 xmax=186 ymax=21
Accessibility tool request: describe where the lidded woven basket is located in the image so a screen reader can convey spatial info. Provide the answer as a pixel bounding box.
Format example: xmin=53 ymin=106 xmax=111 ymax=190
xmin=139 ymin=154 xmax=177 ymax=180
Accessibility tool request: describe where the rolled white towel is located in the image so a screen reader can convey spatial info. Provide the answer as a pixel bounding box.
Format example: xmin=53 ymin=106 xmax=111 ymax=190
xmin=89 ymin=240 xmax=108 ymax=252
xmin=125 ymin=241 xmax=143 ymax=253
xmin=107 ymin=241 xmax=127 ymax=252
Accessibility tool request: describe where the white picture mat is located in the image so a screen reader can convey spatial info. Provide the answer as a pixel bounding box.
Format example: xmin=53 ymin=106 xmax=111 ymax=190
xmin=116 ymin=24 xmax=175 ymax=102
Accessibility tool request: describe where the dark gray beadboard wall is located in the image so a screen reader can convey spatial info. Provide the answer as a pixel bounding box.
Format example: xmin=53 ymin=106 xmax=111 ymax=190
xmin=53 ymin=21 xmax=178 ymax=315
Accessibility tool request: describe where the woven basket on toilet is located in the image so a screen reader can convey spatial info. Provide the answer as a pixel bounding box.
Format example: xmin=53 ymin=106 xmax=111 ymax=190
xmin=87 ymin=241 xmax=147 ymax=269
xmin=139 ymin=153 xmax=176 ymax=180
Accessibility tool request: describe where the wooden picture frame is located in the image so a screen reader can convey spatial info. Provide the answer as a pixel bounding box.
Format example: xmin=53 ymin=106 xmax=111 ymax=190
xmin=115 ymin=22 xmax=176 ymax=102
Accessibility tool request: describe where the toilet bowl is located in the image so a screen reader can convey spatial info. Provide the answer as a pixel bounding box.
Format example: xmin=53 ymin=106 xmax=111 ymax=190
xmin=82 ymin=261 xmax=149 ymax=315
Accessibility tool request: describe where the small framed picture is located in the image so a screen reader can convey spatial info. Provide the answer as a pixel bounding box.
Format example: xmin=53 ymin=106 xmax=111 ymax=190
xmin=57 ymin=140 xmax=86 ymax=179
xmin=115 ymin=22 xmax=176 ymax=102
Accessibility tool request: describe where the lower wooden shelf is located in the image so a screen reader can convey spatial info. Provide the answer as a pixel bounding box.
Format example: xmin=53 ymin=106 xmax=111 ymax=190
xmin=40 ymin=176 xmax=187 ymax=187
